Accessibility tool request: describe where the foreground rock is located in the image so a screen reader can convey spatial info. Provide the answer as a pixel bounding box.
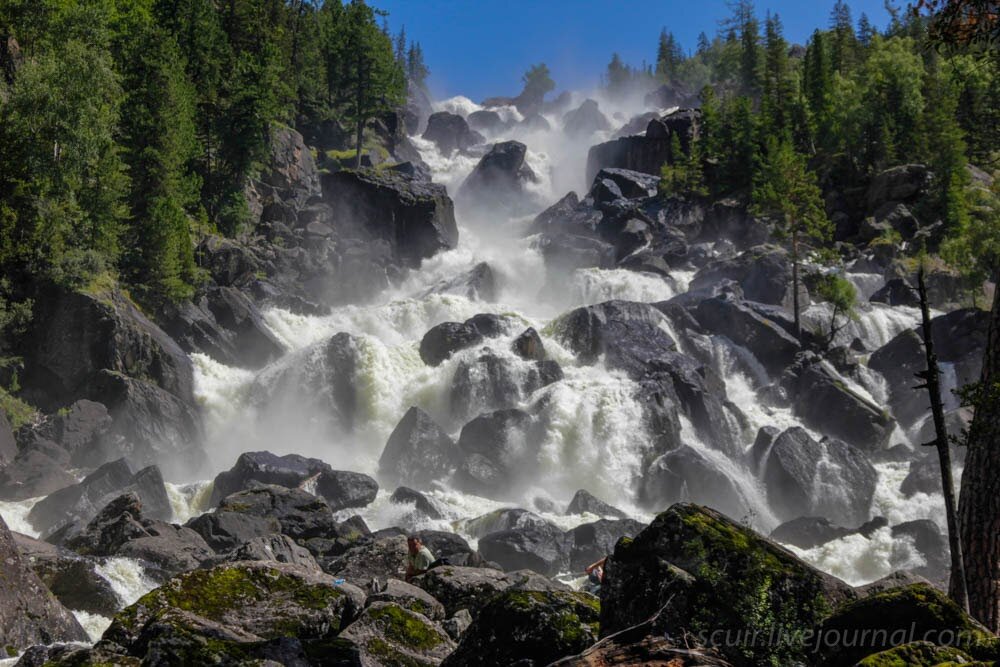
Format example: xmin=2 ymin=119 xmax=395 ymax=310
xmin=379 ymin=407 xmax=461 ymax=487
xmin=0 ymin=515 xmax=88 ymax=652
xmin=442 ymin=590 xmax=600 ymax=666
xmin=97 ymin=562 xmax=365 ymax=664
xmin=13 ymin=531 xmax=121 ymax=616
xmin=413 ymin=565 xmax=569 ymax=618
xmin=338 ymin=601 xmax=456 ymax=666
xmin=601 ymin=504 xmax=854 ymax=666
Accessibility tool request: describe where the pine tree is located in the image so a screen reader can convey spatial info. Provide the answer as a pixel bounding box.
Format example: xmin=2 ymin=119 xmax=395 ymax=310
xmin=697 ymin=31 xmax=711 ymax=55
xmin=830 ymin=0 xmax=856 ymax=73
xmin=921 ymin=61 xmax=970 ymax=233
xmin=857 ymin=12 xmax=876 ymax=46
xmin=725 ymin=0 xmax=762 ymax=96
xmin=751 ymin=137 xmax=831 ymax=340
xmin=606 ymin=53 xmax=632 ymax=94
xmin=762 ymin=12 xmax=792 ymax=137
xmin=407 ymin=42 xmax=429 ymax=91
xmin=655 ymin=29 xmax=683 ymax=82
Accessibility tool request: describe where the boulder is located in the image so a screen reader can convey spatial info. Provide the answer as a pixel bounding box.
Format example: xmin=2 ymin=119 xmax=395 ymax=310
xmin=314 ymin=469 xmax=378 ymax=512
xmin=528 ymin=191 xmax=601 ymax=238
xmin=478 ymin=523 xmax=570 ymax=576
xmin=0 ymin=444 xmax=78 ymax=501
xmin=784 ymin=358 xmax=894 ymax=452
xmin=601 ymin=504 xmax=854 ymax=666
xmin=412 ymin=565 xmax=568 ymax=618
xmin=466 ymin=109 xmax=507 ymax=133
xmin=453 ymin=408 xmax=536 ymax=497
xmin=692 ymin=295 xmax=802 ymax=375
xmin=760 ymin=427 xmax=877 ymax=525
xmin=0 ymin=514 xmax=89 ymax=652
xmin=418 ymin=321 xmax=483 ymax=366
xmin=420 ymin=261 xmax=496 ymax=302
xmin=815 ymin=583 xmax=991 ymax=666
xmin=562 ymin=99 xmax=611 ymax=138
xmin=585 ymin=109 xmax=698 ymax=184
xmin=321 ymin=168 xmax=458 ymax=269
xmin=511 ymin=327 xmax=547 ymax=361
xmin=208 ymin=534 xmax=320 ymax=571
xmin=565 ymin=489 xmax=627 ymax=520
xmin=892 ymin=520 xmax=949 ymax=586
xmin=28 ymin=459 xmax=171 ymax=538
xmin=689 ymin=244 xmax=802 ymax=308
xmin=338 ymin=601 xmax=456 ymax=666
xmin=13 ymin=531 xmax=121 ymax=616
xmin=853 ymin=642 xmax=976 ymax=667
xmin=520 ymin=113 xmax=552 ymax=132
xmin=534 ymin=232 xmax=616 ymax=272
xmin=20 ymin=399 xmax=113 ymax=468
xmin=461 ymin=508 xmax=555 ymax=538
xmin=567 ymin=519 xmax=645 ymax=571
xmin=204 ymin=286 xmax=285 ymax=368
xmin=640 ymin=446 xmax=752 ymax=520
xmin=366 ymin=578 xmax=446 ymax=621
xmin=379 ymin=407 xmax=460 ymax=488
xmin=457 ymin=140 xmax=538 ymax=212
xmin=100 ymin=562 xmax=366 ymax=664
xmin=866 ymin=164 xmax=930 ymax=211
xmin=258 ymin=125 xmax=320 ymax=209
xmin=592 ymin=168 xmax=660 ymax=199
xmin=770 ymin=517 xmax=852 ymax=549
xmin=389 ymin=486 xmax=444 ymax=520
xmin=422 ymin=111 xmax=484 ymax=154
xmin=192 ymin=484 xmax=340 ymax=545
xmin=870 ymin=277 xmax=919 ymax=306
xmin=442 ymin=590 xmax=600 ymax=667
xmin=209 ymin=450 xmax=330 ymax=506
xmin=327 ymin=534 xmax=409 ymax=584
xmin=450 ymin=352 xmax=562 ymax=421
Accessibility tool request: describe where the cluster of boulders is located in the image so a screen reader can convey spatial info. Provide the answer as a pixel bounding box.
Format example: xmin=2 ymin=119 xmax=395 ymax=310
xmin=6 ymin=497 xmax=996 ymax=666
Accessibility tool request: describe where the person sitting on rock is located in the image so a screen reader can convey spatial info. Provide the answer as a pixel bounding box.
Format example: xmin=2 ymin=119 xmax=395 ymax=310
xmin=405 ymin=536 xmax=436 ymax=582
xmin=584 ymin=556 xmax=607 ymax=594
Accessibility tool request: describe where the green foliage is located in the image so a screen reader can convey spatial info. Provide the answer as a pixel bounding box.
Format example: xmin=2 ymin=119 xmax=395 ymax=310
xmin=752 ymin=137 xmax=830 ymax=245
xmin=941 ymin=174 xmax=1000 ymax=297
xmin=660 ymin=135 xmax=706 ymax=196
xmin=812 ymin=272 xmax=858 ymax=344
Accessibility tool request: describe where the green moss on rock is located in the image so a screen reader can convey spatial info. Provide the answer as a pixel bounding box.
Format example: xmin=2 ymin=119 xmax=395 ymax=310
xmin=367 ymin=604 xmax=444 ymax=651
xmin=856 ymin=641 xmax=974 ymax=666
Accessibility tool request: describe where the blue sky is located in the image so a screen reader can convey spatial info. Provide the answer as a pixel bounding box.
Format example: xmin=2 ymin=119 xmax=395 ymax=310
xmin=377 ymin=0 xmax=894 ymax=101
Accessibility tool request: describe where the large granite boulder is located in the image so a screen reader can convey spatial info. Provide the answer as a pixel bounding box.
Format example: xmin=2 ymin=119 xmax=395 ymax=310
xmin=457 ymin=140 xmax=538 ymax=212
xmin=321 ymin=168 xmax=458 ymax=269
xmin=565 ymin=489 xmax=627 ymax=520
xmin=585 ymin=109 xmax=699 ymax=184
xmin=337 ymin=601 xmax=456 ymax=666
xmin=422 ymin=111 xmax=484 ymax=154
xmin=413 ymin=565 xmax=569 ymax=618
xmin=640 ymin=446 xmax=753 ymax=520
xmin=442 ymin=590 xmax=600 ymax=666
xmin=692 ymin=295 xmax=802 ymax=375
xmin=210 ymin=450 xmax=331 ymax=506
xmin=453 ymin=408 xmax=537 ymax=497
xmin=0 ymin=515 xmax=88 ymax=652
xmin=562 ymin=99 xmax=612 ymax=138
xmin=379 ymin=407 xmax=460 ymax=488
xmin=450 ymin=351 xmax=562 ymax=422
xmin=478 ymin=523 xmax=570 ymax=576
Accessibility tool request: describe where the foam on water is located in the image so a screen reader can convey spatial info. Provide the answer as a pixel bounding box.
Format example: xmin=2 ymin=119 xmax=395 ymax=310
xmin=0 ymin=496 xmax=43 ymax=537
xmin=73 ymin=610 xmax=113 ymax=643
xmin=788 ymin=527 xmax=925 ymax=586
xmin=95 ymin=557 xmax=158 ymax=606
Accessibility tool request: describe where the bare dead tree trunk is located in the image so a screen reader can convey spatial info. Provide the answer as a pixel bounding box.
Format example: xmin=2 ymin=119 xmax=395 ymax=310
xmin=956 ymin=281 xmax=1000 ymax=631
xmin=916 ymin=264 xmax=969 ymax=613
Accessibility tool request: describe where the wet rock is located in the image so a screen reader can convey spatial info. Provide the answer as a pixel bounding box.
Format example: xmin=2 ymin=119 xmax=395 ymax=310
xmin=565 ymin=489 xmax=627 ymax=519
xmin=815 ymin=583 xmax=988 ymax=666
xmin=467 ymin=109 xmax=507 ymax=133
xmin=461 ymin=508 xmax=555 ymax=538
xmin=689 ymin=244 xmax=803 ymax=308
xmin=390 ymin=486 xmax=444 ymax=520
xmin=562 ymin=99 xmax=611 ymax=138
xmin=770 ymin=517 xmax=853 ymax=549
xmin=478 ymin=523 xmax=570 ymax=576
xmin=442 ymin=590 xmax=600 ymax=667
xmin=100 ymin=562 xmax=365 ymax=664
xmin=450 ymin=352 xmax=562 ymax=422
xmin=593 ymin=168 xmax=660 ymax=199
xmin=338 ymin=601 xmax=456 ymax=665
xmin=28 ymin=459 xmax=171 ymax=538
xmin=16 ymin=399 xmax=112 ymax=469
xmin=453 ymin=408 xmax=536 ymax=497
xmin=413 ymin=565 xmax=568 ymax=618
xmin=601 ymin=504 xmax=854 ymax=666
xmin=528 ymin=191 xmax=601 ymax=237
xmin=901 ymin=454 xmax=942 ymax=497
xmin=535 ymin=232 xmax=616 ymax=272
xmin=422 ymin=111 xmax=484 ymax=154
xmin=512 ymin=327 xmax=547 ymax=361
xmin=520 ymin=113 xmax=552 ymax=132
xmin=208 ymin=534 xmax=320 ymax=571
xmin=314 ymin=469 xmax=378 ymax=512
xmin=457 ymin=140 xmax=538 ymax=213
xmin=693 ymin=294 xmax=802 ymax=375
xmin=784 ymin=357 xmax=894 ymax=452
xmin=0 ymin=515 xmax=89 ymax=651
xmin=210 ymin=450 xmax=330 ymax=506
xmin=640 ymin=446 xmax=752 ymax=520
xmin=892 ymin=520 xmax=949 ymax=586
xmin=419 ymin=321 xmax=483 ymax=366
xmin=0 ymin=442 xmax=78 ymax=501
xmin=322 ymin=168 xmax=458 ymax=269
xmin=0 ymin=410 xmax=15 ymax=465
xmin=761 ymin=427 xmax=877 ymax=525
xmin=380 ymin=407 xmax=460 ymax=488
xmin=567 ymin=519 xmax=645 ymax=571
xmin=853 ymin=642 xmax=975 ymax=667
xmin=195 ymin=484 xmax=340 ymax=545
xmin=870 ymin=277 xmax=919 ymax=306
xmin=13 ymin=531 xmax=121 ymax=616
xmin=413 ymin=530 xmax=481 ymax=568
xmin=327 ymin=534 xmax=409 ymax=584
xmin=420 ymin=261 xmax=496 ymax=302
xmin=204 ymin=286 xmax=285 ymax=368
xmin=585 ymin=109 xmax=698 ymax=184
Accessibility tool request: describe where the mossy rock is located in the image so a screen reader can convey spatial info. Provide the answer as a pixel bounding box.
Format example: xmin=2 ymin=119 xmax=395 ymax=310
xmin=855 ymin=640 xmax=974 ymax=666
xmin=338 ymin=601 xmax=455 ymax=666
xmin=103 ymin=561 xmax=365 ymax=657
xmin=816 ymin=583 xmax=996 ymax=666
xmin=442 ymin=590 xmax=600 ymax=666
xmin=601 ymin=503 xmax=855 ymax=666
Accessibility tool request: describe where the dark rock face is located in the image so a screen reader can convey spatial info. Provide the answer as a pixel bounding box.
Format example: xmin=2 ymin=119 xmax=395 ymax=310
xmin=760 ymin=427 xmax=877 ymax=525
xmin=327 ymin=534 xmax=410 ymax=584
xmin=450 ymin=352 xmax=562 ymax=421
xmin=562 ymin=99 xmax=612 ymax=138
xmin=640 ymin=446 xmax=751 ymax=519
xmin=870 ymin=277 xmax=920 ymax=306
xmin=593 ymin=168 xmax=661 ymax=199
xmin=467 ymin=108 xmax=507 ymax=133
xmin=693 ymin=295 xmax=801 ymax=375
xmin=567 ymin=519 xmax=644 ymax=572
xmin=422 ymin=111 xmax=484 ymax=154
xmin=601 ymin=504 xmax=854 ymax=666
xmin=585 ymin=109 xmax=699 ymax=184
xmin=207 ymin=534 xmax=321 ymax=571
xmin=380 ymin=407 xmax=460 ymax=488
xmin=28 ymin=459 xmax=171 ymax=538
xmin=420 ymin=261 xmax=496 ymax=302
xmin=65 ymin=492 xmax=213 ymax=580
xmin=203 ymin=286 xmax=285 ymax=368
xmin=210 ymin=451 xmax=330 ymax=506
xmin=566 ymin=489 xmax=627 ymax=519
xmin=866 ymin=163 xmax=930 ymax=211
xmin=534 ymin=232 xmax=616 ymax=272
xmin=892 ymin=520 xmax=949 ymax=587
xmin=457 ymin=140 xmax=538 ymax=212
xmin=783 ymin=357 xmax=894 ymax=452
xmin=512 ymin=327 xmax=547 ymax=361
xmin=0 ymin=515 xmax=88 ymax=652
xmin=689 ymin=244 xmax=801 ymax=308
xmin=314 ymin=469 xmax=378 ymax=512
xmin=338 ymin=601 xmax=457 ymax=665
xmin=321 ymin=168 xmax=458 ymax=270
xmin=100 ymin=562 xmax=365 ymax=664
xmin=770 ymin=516 xmax=852 ymax=549
xmin=194 ymin=485 xmax=339 ymax=546
xmin=453 ymin=408 xmax=536 ymax=497
xmin=419 ymin=321 xmax=483 ymax=366
xmin=13 ymin=531 xmax=121 ymax=616
xmin=478 ymin=523 xmax=569 ymax=576
xmin=389 ymin=486 xmax=444 ymax=520
xmin=442 ymin=590 xmax=600 ymax=667
xmin=413 ymin=565 xmax=569 ymax=618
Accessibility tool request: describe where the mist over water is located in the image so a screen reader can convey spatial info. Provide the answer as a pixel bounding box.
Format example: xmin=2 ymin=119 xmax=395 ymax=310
xmin=170 ymin=89 xmax=951 ymax=587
